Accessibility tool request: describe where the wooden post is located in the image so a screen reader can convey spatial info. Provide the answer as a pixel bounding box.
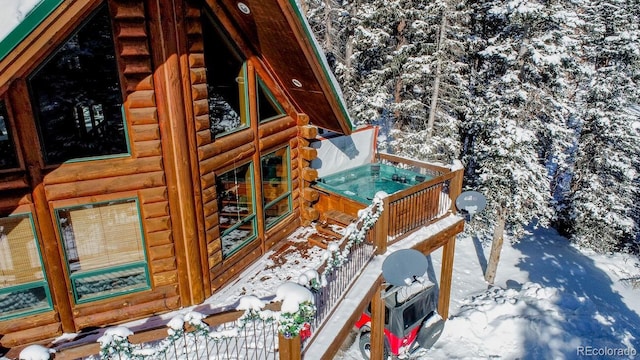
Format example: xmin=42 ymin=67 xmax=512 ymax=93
xmin=437 ymin=236 xmax=456 ymax=319
xmin=146 ymin=0 xmax=204 ymax=304
xmin=437 ymin=163 xmax=463 ymax=319
xmin=370 ymin=280 xmax=386 ymax=359
xmin=278 ymin=333 xmax=301 ymax=360
xmin=374 ymin=199 xmax=389 ymax=255
xmin=449 ymin=165 xmax=464 ymax=213
xmin=10 ymin=81 xmax=76 ymax=333
xmin=485 ymin=205 xmax=506 ymax=284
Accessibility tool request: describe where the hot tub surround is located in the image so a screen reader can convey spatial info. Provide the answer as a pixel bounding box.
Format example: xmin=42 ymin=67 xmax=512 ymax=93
xmin=313 ymin=163 xmax=432 ymax=205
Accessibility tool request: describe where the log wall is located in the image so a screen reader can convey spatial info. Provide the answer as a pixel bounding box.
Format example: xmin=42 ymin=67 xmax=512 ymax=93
xmin=0 ymin=0 xmax=181 ymax=347
xmin=185 ymin=2 xmax=303 ymax=293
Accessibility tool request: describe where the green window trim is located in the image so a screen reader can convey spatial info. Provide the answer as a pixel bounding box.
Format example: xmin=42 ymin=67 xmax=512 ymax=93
xmin=220 ymin=214 xmax=258 ymax=258
xmin=70 ymin=262 xmax=150 ymax=304
xmin=58 ymin=106 xmax=132 ymax=164
xmin=257 ymin=77 xmax=286 ymax=123
xmin=218 ymin=161 xmax=258 ymax=259
xmin=202 ymin=9 xmax=251 ymax=139
xmin=261 ymin=146 xmax=293 ymax=230
xmin=28 ymin=4 xmax=130 ymax=165
xmin=0 ymin=0 xmax=66 ymax=62
xmin=0 ymin=212 xmax=53 ymax=321
xmin=54 ymin=197 xmax=151 ymax=304
xmin=213 ymin=63 xmax=251 ymax=138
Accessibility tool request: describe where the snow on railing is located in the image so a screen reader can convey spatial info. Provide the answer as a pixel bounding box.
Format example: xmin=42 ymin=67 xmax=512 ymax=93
xmin=93 ymin=284 xmax=318 ymax=360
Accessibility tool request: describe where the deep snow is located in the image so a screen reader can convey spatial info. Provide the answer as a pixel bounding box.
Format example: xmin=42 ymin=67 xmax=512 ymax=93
xmin=337 ymin=227 xmax=640 ymax=359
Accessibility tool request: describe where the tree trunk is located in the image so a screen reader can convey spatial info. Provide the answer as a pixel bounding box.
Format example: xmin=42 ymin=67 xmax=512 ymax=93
xmin=393 ymin=19 xmax=407 ymax=122
xmin=324 ymin=2 xmax=333 ymax=51
xmin=485 ymin=205 xmax=506 ymax=284
xmin=426 ymin=11 xmax=448 ymax=138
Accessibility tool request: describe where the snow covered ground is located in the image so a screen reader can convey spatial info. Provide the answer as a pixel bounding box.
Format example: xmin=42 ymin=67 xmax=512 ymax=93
xmin=337 ymin=227 xmax=640 ymax=359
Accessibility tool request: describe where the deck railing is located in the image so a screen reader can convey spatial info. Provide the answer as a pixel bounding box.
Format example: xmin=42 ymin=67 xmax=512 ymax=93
xmin=305 ymin=239 xmax=375 ymax=348
xmin=374 ymin=153 xmax=463 ymax=253
xmin=50 ymin=305 xmax=282 ymax=360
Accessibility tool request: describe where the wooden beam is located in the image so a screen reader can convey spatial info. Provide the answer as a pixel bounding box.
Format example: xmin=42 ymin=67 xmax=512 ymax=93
xmin=438 ymin=236 xmax=456 ymax=319
xmin=9 ymin=80 xmax=75 ymax=333
xmin=370 ymin=282 xmax=387 ymax=360
xmin=278 ymin=334 xmax=301 ymax=360
xmin=146 ymin=0 xmax=204 ymax=305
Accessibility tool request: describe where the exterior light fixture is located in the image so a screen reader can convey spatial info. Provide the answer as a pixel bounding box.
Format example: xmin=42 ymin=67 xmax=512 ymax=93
xmin=237 ymin=2 xmax=250 ymax=14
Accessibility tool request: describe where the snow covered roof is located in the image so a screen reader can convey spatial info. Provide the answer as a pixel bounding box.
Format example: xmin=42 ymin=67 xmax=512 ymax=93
xmin=0 ymin=0 xmax=63 ymax=61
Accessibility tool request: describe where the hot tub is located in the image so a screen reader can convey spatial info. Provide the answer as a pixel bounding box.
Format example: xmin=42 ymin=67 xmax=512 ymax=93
xmin=314 ymin=163 xmax=430 ymax=205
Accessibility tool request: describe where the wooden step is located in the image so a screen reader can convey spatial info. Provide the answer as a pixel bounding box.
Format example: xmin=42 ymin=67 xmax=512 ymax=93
xmin=308 ymin=233 xmax=332 ymax=249
xmin=321 ymin=209 xmax=356 ymax=228
xmin=315 ymin=223 xmax=343 ymax=239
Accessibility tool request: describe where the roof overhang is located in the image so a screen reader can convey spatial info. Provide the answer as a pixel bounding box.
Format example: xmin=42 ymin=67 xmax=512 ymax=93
xmin=212 ymin=0 xmax=353 ymax=135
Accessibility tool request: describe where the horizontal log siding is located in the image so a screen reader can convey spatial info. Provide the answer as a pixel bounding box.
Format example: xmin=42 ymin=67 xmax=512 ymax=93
xmin=186 ymin=3 xmax=307 ymax=293
xmin=0 ymin=0 xmax=181 ymax=347
xmin=48 ymin=0 xmax=177 ymax=331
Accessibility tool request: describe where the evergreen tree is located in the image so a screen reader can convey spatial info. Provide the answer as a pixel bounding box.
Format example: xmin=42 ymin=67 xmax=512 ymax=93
xmin=462 ymin=0 xmax=580 ymax=239
xmin=565 ymin=0 xmax=640 ymax=252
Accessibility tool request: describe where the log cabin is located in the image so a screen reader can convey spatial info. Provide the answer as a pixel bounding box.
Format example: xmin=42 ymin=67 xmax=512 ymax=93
xmin=0 ymin=0 xmax=465 ymax=357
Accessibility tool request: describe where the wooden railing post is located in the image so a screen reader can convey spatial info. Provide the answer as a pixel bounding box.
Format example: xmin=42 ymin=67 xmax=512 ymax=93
xmin=374 ymin=198 xmax=389 ymax=255
xmin=449 ymin=163 xmax=464 ymax=213
xmin=370 ymin=280 xmax=386 ymax=360
xmin=278 ymin=334 xmax=302 ymax=360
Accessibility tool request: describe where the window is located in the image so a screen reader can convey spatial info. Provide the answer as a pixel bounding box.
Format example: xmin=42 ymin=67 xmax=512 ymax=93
xmin=0 ymin=212 xmax=52 ymax=321
xmin=257 ymin=77 xmax=285 ymax=123
xmin=202 ymin=11 xmax=249 ymax=138
xmin=28 ymin=5 xmax=128 ymax=165
xmin=216 ymin=162 xmax=257 ymax=257
xmin=261 ymin=147 xmax=292 ymax=228
xmin=0 ymin=101 xmax=19 ymax=170
xmin=55 ymin=198 xmax=150 ymax=303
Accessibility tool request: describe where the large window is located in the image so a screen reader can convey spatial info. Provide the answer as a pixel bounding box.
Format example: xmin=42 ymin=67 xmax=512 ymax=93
xmin=0 ymin=100 xmax=19 ymax=170
xmin=202 ymin=11 xmax=249 ymax=138
xmin=0 ymin=212 xmax=52 ymax=321
xmin=55 ymin=198 xmax=150 ymax=303
xmin=216 ymin=162 xmax=257 ymax=257
xmin=28 ymin=4 xmax=128 ymax=165
xmin=257 ymin=77 xmax=285 ymax=123
xmin=261 ymin=147 xmax=292 ymax=228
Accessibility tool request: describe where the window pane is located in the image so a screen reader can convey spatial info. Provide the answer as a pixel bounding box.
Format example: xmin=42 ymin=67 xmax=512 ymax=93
xmin=56 ymin=198 xmax=149 ymax=302
xmin=0 ymin=101 xmax=19 ymax=170
xmin=257 ymin=79 xmax=284 ymax=122
xmin=73 ymin=266 xmax=148 ymax=302
xmin=261 ymin=147 xmax=292 ymax=227
xmin=0 ymin=213 xmax=51 ymax=320
xmin=217 ymin=162 xmax=256 ymax=257
xmin=202 ymin=12 xmax=248 ymax=137
xmin=28 ymin=5 xmax=127 ymax=165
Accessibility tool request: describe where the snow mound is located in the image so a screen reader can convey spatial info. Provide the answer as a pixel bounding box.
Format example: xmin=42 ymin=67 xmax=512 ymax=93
xmin=274 ymin=282 xmax=314 ymax=313
xmin=97 ymin=326 xmax=133 ymax=346
xmin=18 ymin=345 xmax=54 ymax=360
xmin=237 ymin=295 xmax=266 ymax=311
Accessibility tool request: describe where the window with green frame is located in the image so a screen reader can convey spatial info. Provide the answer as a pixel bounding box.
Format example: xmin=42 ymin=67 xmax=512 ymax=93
xmin=202 ymin=10 xmax=249 ymax=138
xmin=55 ymin=198 xmax=150 ymax=303
xmin=28 ymin=4 xmax=129 ymax=165
xmin=216 ymin=162 xmax=257 ymax=257
xmin=261 ymin=147 xmax=292 ymax=228
xmin=0 ymin=212 xmax=52 ymax=321
xmin=0 ymin=100 xmax=19 ymax=170
xmin=257 ymin=77 xmax=285 ymax=123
